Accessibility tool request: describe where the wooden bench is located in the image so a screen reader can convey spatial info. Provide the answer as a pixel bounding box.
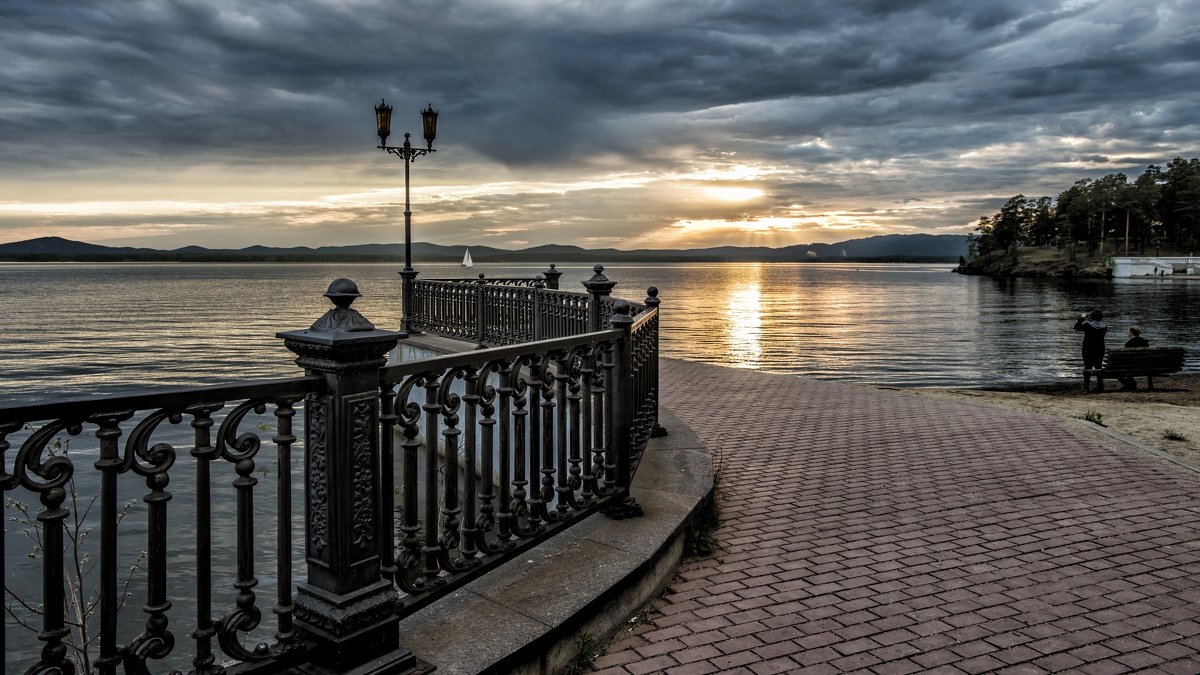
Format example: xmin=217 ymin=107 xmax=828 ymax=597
xmin=1092 ymin=347 xmax=1186 ymax=391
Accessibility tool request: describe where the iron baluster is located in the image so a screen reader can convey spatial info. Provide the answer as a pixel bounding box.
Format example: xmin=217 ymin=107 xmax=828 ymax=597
xmin=538 ymin=354 xmax=558 ymax=521
xmin=553 ymin=350 xmax=572 ymax=516
xmin=14 ymin=419 xmax=82 ymax=675
xmin=378 ymin=384 xmax=399 ymax=591
xmin=123 ymin=408 xmax=182 ymax=672
xmin=564 ymin=349 xmax=586 ymax=509
xmin=395 ymin=377 xmax=425 ymax=594
xmin=436 ymin=370 xmax=472 ymax=573
xmin=273 ymin=399 xmax=298 ymax=648
xmin=459 ymin=366 xmax=481 ymax=561
xmin=184 ymin=404 xmax=225 ymax=675
xmin=599 ymin=341 xmax=616 ymax=496
xmin=508 ymin=360 xmax=534 ymax=537
xmin=579 ymin=350 xmax=597 ymax=502
xmin=90 ymin=411 xmax=134 ymax=675
xmin=40 ymin=476 xmax=73 ymax=675
xmin=475 ymin=363 xmax=503 ymax=554
xmin=496 ymin=361 xmax=515 ymax=541
xmin=0 ymin=421 xmax=19 ymax=665
xmin=526 ymin=358 xmax=546 ymax=528
xmin=214 ymin=400 xmax=268 ymax=663
xmin=421 ymin=374 xmax=442 ymax=588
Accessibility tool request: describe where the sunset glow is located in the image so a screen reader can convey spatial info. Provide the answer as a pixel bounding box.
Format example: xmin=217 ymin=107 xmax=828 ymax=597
xmin=0 ymin=1 xmax=1196 ymax=251
xmin=704 ymin=187 xmax=765 ymax=202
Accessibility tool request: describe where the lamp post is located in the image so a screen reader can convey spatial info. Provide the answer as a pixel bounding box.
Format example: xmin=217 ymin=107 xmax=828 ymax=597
xmin=376 ymin=99 xmax=438 ymax=334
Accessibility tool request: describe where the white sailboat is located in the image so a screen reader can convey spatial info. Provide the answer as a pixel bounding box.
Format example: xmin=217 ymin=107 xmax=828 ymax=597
xmin=461 ymin=248 xmax=474 ymax=267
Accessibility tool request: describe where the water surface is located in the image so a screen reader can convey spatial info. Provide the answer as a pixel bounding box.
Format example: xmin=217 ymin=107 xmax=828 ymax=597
xmin=2 ymin=261 xmax=1198 ymax=403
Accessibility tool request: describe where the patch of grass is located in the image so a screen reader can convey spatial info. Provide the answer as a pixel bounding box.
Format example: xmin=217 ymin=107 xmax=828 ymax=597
xmin=563 ymin=632 xmax=605 ymax=675
xmin=1163 ymin=429 xmax=1190 ymax=442
xmin=684 ymin=492 xmax=721 ymax=557
xmin=684 ymin=444 xmax=724 ymax=558
xmin=1077 ymin=410 xmax=1106 ymax=426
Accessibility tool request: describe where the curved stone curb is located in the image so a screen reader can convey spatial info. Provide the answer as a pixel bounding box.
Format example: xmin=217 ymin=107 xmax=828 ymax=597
xmin=393 ymin=405 xmax=714 ymax=675
xmin=1075 ymin=418 xmax=1200 ymax=475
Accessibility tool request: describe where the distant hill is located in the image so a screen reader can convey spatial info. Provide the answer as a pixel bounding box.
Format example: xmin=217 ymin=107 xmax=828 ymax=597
xmin=0 ymin=234 xmax=967 ymax=263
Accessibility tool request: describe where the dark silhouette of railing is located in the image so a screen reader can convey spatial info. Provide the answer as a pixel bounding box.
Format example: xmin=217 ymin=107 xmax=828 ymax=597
xmin=411 ymin=265 xmax=655 ymax=348
xmin=1 ymin=270 xmax=659 ymax=675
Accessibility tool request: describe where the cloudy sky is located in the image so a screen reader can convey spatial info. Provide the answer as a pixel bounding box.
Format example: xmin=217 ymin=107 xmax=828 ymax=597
xmin=1 ymin=0 xmax=1197 ymax=251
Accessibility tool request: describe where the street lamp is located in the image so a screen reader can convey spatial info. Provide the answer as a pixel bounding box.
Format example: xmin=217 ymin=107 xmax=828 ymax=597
xmin=376 ymin=99 xmax=438 ymax=334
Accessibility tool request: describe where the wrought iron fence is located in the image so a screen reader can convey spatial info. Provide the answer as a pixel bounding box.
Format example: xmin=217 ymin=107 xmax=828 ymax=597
xmin=413 ymin=265 xmax=640 ymax=347
xmin=1 ymin=378 xmax=322 ymax=675
xmin=1 ymin=272 xmax=660 ymax=675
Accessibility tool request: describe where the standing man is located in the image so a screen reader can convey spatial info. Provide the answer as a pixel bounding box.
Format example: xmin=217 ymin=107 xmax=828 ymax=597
xmin=1074 ymin=309 xmax=1108 ymax=392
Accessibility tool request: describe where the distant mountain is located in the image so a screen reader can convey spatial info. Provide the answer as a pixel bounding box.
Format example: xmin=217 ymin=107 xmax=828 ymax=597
xmin=0 ymin=236 xmax=161 ymax=256
xmin=0 ymin=234 xmax=967 ymax=263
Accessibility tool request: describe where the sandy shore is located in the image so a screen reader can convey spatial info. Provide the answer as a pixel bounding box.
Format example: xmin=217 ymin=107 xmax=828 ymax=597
xmin=898 ymin=373 xmax=1200 ymax=466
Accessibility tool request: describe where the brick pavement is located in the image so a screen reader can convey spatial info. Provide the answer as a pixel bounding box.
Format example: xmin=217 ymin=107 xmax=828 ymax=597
xmin=591 ymin=359 xmax=1200 ymax=675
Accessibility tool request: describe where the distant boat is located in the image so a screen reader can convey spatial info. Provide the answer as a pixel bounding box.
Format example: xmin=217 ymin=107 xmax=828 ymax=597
xmin=461 ymin=248 xmax=473 ymax=267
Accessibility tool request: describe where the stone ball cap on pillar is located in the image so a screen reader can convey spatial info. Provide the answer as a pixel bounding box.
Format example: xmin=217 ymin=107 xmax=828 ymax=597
xmin=323 ymin=277 xmax=362 ymax=308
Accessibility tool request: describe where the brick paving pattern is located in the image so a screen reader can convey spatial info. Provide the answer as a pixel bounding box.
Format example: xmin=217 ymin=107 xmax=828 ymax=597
xmin=592 ymin=359 xmax=1200 ymax=674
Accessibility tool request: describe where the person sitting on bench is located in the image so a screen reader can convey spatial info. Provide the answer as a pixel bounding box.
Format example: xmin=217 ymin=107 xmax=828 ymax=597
xmin=1118 ymin=325 xmax=1149 ymax=391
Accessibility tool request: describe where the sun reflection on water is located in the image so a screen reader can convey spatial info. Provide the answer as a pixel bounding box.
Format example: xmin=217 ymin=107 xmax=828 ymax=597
xmin=724 ymin=267 xmax=763 ymax=368
xmin=724 ymin=279 xmax=763 ymax=365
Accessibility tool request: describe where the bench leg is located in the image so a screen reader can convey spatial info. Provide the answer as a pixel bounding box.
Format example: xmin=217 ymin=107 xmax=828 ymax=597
xmin=1148 ymin=376 xmax=1154 ymax=391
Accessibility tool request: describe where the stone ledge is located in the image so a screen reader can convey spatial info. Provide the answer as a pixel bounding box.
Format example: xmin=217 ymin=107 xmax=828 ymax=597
xmin=394 ymin=404 xmax=713 ymax=675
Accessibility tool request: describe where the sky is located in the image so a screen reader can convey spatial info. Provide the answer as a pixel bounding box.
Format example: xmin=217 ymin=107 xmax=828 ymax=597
xmin=1 ymin=0 xmax=1198 ymax=251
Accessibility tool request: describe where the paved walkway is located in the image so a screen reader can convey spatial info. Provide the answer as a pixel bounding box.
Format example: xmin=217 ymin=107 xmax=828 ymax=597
xmin=592 ymin=359 xmax=1200 ymax=675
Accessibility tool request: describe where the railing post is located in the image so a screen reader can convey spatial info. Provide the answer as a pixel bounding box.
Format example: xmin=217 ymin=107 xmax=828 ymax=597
xmin=604 ymin=299 xmax=643 ymax=520
xmin=583 ymin=264 xmax=616 ymax=333
xmin=476 ymin=273 xmax=487 ymax=347
xmin=533 ymin=275 xmax=545 ymax=341
xmin=399 ymin=268 xmax=420 ymax=335
xmin=277 ymin=279 xmax=425 ymax=674
xmin=644 ymin=286 xmax=668 ymax=438
xmin=543 ymin=263 xmax=562 ymax=290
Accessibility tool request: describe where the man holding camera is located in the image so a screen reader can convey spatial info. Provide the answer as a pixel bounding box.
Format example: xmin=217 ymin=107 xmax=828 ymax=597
xmin=1074 ymin=309 xmax=1108 ymax=392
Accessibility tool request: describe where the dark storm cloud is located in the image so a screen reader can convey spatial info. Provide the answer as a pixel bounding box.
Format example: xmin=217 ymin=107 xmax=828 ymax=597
xmin=1 ymin=0 xmax=1198 ymax=246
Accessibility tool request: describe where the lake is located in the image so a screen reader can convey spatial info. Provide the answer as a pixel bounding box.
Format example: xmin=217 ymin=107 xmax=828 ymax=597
xmin=2 ymin=260 xmax=1198 ymax=671
xmin=1 ymin=261 xmax=1197 ymax=404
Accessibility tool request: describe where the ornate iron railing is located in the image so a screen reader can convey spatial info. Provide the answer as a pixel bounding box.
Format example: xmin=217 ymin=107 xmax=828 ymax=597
xmin=1 ymin=377 xmax=323 ymax=675
xmin=427 ymin=277 xmax=539 ymax=288
xmin=378 ymin=316 xmax=644 ymax=620
xmin=413 ymin=265 xmax=647 ymax=348
xmin=2 ymin=272 xmax=660 ymax=675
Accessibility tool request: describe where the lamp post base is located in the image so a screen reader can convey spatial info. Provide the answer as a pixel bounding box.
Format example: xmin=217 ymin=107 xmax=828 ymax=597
xmin=399 ymin=268 xmax=421 ymax=335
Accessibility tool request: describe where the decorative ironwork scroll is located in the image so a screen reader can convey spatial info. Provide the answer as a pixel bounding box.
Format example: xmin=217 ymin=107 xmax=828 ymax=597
xmin=0 ymin=377 xmax=320 ymax=674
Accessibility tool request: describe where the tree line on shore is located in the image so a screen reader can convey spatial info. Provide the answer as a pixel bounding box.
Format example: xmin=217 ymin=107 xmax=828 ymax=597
xmin=968 ymin=157 xmax=1200 ymax=260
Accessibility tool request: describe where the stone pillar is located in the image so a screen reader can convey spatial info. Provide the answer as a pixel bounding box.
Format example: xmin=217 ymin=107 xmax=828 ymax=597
xmin=277 ymin=278 xmax=423 ymax=674
xmin=542 ymin=263 xmax=562 ymax=290
xmin=582 ymin=265 xmax=616 ymax=333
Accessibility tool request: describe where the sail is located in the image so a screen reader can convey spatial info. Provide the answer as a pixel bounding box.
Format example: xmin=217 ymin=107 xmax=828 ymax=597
xmin=462 ymin=248 xmax=473 ymax=267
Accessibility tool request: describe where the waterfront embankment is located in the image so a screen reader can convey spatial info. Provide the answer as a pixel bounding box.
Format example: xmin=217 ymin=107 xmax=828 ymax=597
xmin=593 ymin=359 xmax=1200 ymax=674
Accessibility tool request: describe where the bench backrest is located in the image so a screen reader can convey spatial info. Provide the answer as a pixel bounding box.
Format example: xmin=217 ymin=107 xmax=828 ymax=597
xmin=1103 ymin=346 xmax=1186 ymax=372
